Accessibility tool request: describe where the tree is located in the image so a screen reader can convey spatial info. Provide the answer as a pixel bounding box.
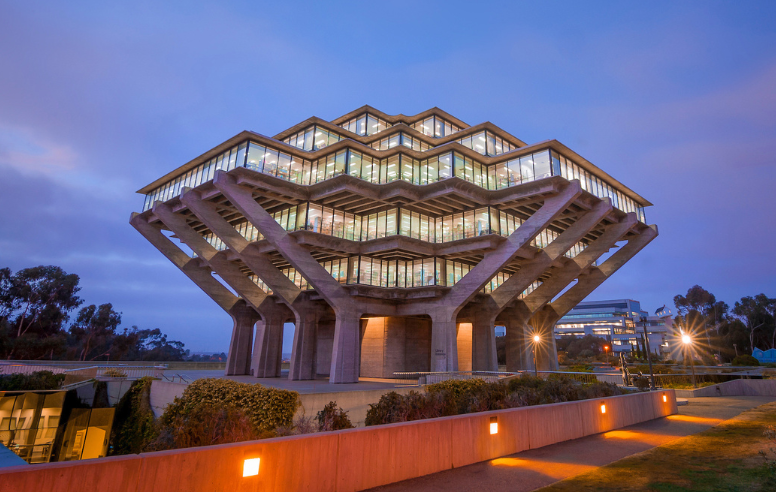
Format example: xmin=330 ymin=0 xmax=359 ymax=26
xmin=732 ymin=294 xmax=775 ymax=352
xmin=674 ymin=285 xmax=728 ymax=356
xmin=68 ymin=303 xmax=122 ymax=361
xmin=6 ymin=266 xmax=82 ymax=339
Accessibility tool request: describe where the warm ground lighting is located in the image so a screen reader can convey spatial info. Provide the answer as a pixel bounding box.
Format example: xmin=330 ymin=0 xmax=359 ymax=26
xmin=600 ymin=404 xmax=606 ymax=414
xmin=663 ymin=394 xmax=667 ymax=402
xmin=489 ymin=416 xmax=498 ymax=435
xmin=243 ymin=458 xmax=260 ymax=477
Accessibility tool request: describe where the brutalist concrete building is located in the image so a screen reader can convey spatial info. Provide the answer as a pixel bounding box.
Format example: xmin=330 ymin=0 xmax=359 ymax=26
xmin=131 ymin=106 xmax=656 ymax=383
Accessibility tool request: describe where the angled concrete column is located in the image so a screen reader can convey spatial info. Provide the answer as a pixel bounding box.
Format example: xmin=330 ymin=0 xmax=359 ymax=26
xmin=441 ymin=181 xmax=583 ymax=310
xmin=130 ymin=212 xmax=239 ymax=312
xmin=430 ymin=309 xmax=459 ymax=372
xmin=131 ymin=213 xmax=262 ymax=376
xmin=252 ymin=301 xmax=290 ymax=378
xmin=521 ymin=213 xmax=639 ymax=314
xmin=153 ymin=203 xmax=270 ymax=312
xmin=226 ymin=300 xmax=261 ymax=376
xmin=214 ymin=171 xmax=364 ymax=383
xmin=550 ymin=224 xmax=659 ymax=319
xmin=180 ymin=190 xmax=319 ymax=380
xmin=488 ymin=198 xmax=613 ymax=313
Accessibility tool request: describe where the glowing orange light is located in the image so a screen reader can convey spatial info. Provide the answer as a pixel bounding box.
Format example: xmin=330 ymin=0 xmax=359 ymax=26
xmin=600 ymin=404 xmax=606 ymax=414
xmin=533 ymin=335 xmax=541 ymax=343
xmin=243 ymin=458 xmax=260 ymax=477
xmin=490 ymin=416 xmax=498 ymax=434
xmin=663 ymin=394 xmax=667 ymax=403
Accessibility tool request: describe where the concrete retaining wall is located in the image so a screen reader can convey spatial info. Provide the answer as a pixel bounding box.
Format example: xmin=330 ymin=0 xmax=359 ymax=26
xmin=0 ymin=390 xmax=677 ymax=492
xmin=674 ymin=379 xmax=776 ymax=398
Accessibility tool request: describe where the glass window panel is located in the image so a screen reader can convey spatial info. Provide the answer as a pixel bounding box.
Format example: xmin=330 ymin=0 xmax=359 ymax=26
xmin=520 ymin=155 xmax=534 ymax=182
xmin=401 ymin=155 xmax=413 ymax=182
xmin=246 ymin=143 xmax=266 ymax=172
xmin=386 ymin=209 xmax=397 ymax=236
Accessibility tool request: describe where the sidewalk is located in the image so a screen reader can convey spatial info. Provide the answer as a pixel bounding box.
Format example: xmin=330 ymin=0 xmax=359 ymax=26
xmin=367 ymin=396 xmax=776 ymax=492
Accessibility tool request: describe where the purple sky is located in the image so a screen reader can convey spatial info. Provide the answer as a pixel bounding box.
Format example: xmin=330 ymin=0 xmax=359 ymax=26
xmin=1 ymin=1 xmax=774 ymax=353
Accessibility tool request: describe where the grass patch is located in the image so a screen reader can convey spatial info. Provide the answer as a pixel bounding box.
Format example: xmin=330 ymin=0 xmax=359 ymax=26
xmin=538 ymin=402 xmax=776 ymax=491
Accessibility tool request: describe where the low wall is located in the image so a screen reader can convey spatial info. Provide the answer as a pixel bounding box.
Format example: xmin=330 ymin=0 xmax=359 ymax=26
xmin=298 ymin=386 xmax=419 ymax=426
xmin=674 ymin=379 xmax=776 ymax=398
xmin=0 ymin=390 xmax=676 ymax=492
xmin=149 ymin=381 xmax=187 ymax=418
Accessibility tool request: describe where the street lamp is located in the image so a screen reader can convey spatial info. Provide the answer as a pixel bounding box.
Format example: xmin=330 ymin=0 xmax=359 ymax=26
xmin=640 ymin=316 xmax=656 ymax=390
xmin=603 ymin=345 xmax=610 ymax=365
xmin=682 ymin=333 xmax=697 ymax=388
xmin=532 ymin=334 xmax=541 ymax=377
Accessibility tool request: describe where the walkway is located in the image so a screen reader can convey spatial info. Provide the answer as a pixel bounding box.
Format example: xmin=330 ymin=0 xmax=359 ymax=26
xmin=366 ymin=396 xmax=776 ymax=492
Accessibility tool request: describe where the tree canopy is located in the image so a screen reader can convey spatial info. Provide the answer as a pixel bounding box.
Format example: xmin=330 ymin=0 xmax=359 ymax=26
xmin=0 ymin=265 xmax=188 ymax=361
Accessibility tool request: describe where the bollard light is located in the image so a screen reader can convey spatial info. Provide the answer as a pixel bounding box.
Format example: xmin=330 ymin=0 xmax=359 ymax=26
xmin=243 ymin=458 xmax=260 ymax=477
xmin=490 ymin=416 xmax=498 ymax=435
xmin=600 ymin=404 xmax=606 ymax=414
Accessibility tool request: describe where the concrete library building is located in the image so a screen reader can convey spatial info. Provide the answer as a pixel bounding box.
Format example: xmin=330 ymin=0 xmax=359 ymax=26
xmin=131 ymin=106 xmax=656 ymax=383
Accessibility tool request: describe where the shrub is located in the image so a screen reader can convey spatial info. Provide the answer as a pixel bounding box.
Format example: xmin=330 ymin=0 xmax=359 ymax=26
xmin=111 ymin=376 xmax=157 ymax=455
xmin=633 ymin=376 xmax=651 ymax=391
xmin=316 ymin=401 xmax=355 ymax=431
xmin=161 ymin=378 xmax=299 ymax=433
xmin=732 ymin=355 xmax=760 ymax=366
xmin=0 ymin=370 xmax=65 ymax=390
xmin=149 ymin=404 xmax=259 ymax=451
xmin=102 ymin=368 xmax=128 ymax=378
xmin=364 ymin=376 xmax=622 ymax=426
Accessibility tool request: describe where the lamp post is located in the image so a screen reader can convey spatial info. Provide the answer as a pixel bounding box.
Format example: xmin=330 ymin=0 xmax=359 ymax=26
xmin=532 ymin=334 xmax=541 ymax=378
xmin=640 ymin=316 xmax=656 ymax=390
xmin=682 ymin=333 xmax=697 ymax=388
xmin=603 ymin=345 xmax=610 ymax=365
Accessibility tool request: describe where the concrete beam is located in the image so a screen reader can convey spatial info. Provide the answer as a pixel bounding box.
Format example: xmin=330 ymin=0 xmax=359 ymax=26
xmin=440 ymin=180 xmax=583 ymax=313
xmin=152 ymin=202 xmax=271 ymax=312
xmin=214 ymin=171 xmax=366 ymax=383
xmin=129 ymin=212 xmax=238 ymax=313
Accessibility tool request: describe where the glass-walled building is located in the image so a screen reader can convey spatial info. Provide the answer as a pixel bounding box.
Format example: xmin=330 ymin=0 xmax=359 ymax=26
xmin=133 ymin=105 xmax=657 ymax=381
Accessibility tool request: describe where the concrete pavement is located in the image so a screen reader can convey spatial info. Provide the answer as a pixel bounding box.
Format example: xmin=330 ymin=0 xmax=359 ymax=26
xmin=366 ymin=396 xmax=776 ymax=492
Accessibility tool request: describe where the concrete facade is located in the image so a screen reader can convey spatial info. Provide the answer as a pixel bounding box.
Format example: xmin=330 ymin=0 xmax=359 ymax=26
xmin=131 ymin=106 xmax=657 ymax=383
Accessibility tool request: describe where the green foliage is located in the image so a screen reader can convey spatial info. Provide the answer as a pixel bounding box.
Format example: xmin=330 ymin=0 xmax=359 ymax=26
xmin=732 ymin=354 xmax=760 ymax=366
xmin=102 ymin=368 xmax=128 ymax=378
xmin=316 ymin=401 xmax=355 ymax=431
xmin=0 ymin=265 xmax=188 ymax=361
xmin=0 ymin=370 xmax=65 ymax=390
xmin=365 ymin=376 xmax=623 ymax=426
xmin=161 ymin=378 xmax=299 ymax=433
xmin=149 ymin=404 xmax=260 ymax=451
xmin=111 ymin=377 xmax=157 ymax=455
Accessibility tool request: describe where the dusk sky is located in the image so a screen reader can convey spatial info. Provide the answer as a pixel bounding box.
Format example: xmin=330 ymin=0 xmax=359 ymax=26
xmin=1 ymin=1 xmax=774 ymax=354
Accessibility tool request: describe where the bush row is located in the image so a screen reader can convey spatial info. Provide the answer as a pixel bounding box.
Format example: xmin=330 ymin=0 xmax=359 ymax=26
xmin=365 ymin=376 xmax=622 ymax=426
xmin=0 ymin=370 xmax=65 ymax=391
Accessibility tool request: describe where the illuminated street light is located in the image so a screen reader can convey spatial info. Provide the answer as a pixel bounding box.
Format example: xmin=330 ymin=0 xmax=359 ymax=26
xmin=532 ymin=334 xmax=541 ymax=377
xmin=603 ymin=345 xmax=610 ymax=365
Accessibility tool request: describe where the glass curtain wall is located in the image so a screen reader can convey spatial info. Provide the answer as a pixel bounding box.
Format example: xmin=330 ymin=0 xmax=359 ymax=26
xmin=458 ymin=130 xmax=516 ymax=156
xmin=144 ymin=141 xmax=646 ymax=223
xmin=370 ymin=132 xmax=431 ymax=152
xmin=411 ymin=116 xmax=460 ymax=137
xmin=283 ymin=125 xmax=342 ymax=151
xmin=339 ymin=113 xmax=391 ymax=136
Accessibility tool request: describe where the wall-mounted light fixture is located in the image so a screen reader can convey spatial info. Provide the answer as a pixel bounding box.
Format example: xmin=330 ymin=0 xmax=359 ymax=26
xmin=490 ymin=416 xmax=498 ymax=435
xmin=243 ymin=458 xmax=261 ymax=477
xmin=663 ymin=394 xmax=667 ymax=403
xmin=600 ymin=404 xmax=606 ymax=414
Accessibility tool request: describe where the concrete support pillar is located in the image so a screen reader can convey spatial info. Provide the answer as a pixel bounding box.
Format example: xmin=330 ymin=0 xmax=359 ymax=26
xmin=430 ymin=310 xmax=459 ymax=372
xmin=471 ymin=311 xmax=498 ymax=372
xmin=329 ymin=313 xmax=363 ymax=383
xmin=289 ymin=308 xmax=320 ymax=380
xmin=225 ymin=301 xmax=260 ymax=376
xmin=252 ymin=304 xmax=288 ymax=378
xmin=502 ymin=309 xmax=533 ymax=372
